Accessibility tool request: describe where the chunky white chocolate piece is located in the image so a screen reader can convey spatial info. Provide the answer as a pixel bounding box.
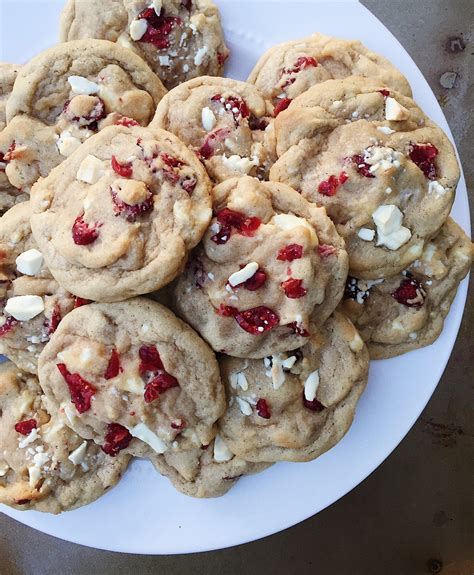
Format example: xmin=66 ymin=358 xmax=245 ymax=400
xmin=372 ymin=205 xmax=403 ymax=235
xmin=349 ymin=332 xmax=365 ymax=353
xmin=68 ymin=75 xmax=100 ymax=95
xmin=236 ymin=397 xmax=253 ymax=416
xmin=130 ymin=423 xmax=168 ymax=454
xmin=68 ymin=441 xmax=88 ymax=465
xmin=228 ymin=262 xmax=259 ymax=287
xmin=158 ymin=55 xmax=171 ymax=66
xmin=385 ymin=97 xmax=410 ymax=121
xmin=281 ymin=355 xmax=297 ymax=369
xmin=376 ymin=226 xmax=412 ymax=250
xmin=221 ymin=154 xmax=259 ymax=174
xmin=5 ymin=295 xmax=44 ymax=321
xmin=201 ymin=106 xmax=217 ymax=131
xmin=129 ymin=19 xmax=148 ymax=41
xmin=16 ymin=249 xmax=44 ymax=276
xmin=18 ymin=427 xmax=39 ymax=448
xmin=270 ymin=355 xmax=286 ymax=390
xmin=213 ymin=434 xmax=234 ymax=462
xmin=271 ymin=214 xmax=318 ymax=247
xmin=152 ymin=0 xmax=162 ymax=15
xmin=28 ymin=465 xmax=42 ymax=488
xmin=357 ymin=228 xmax=375 ymax=242
xmin=377 ymin=126 xmax=396 ymax=135
xmin=113 ymin=179 xmax=149 ymax=205
xmin=304 ymin=370 xmax=320 ymax=402
xmin=428 ymin=180 xmax=447 ymax=196
xmin=57 ymin=130 xmax=82 ymax=157
xmin=194 ymin=46 xmax=208 ymax=66
xmin=77 ymin=154 xmax=104 ymax=184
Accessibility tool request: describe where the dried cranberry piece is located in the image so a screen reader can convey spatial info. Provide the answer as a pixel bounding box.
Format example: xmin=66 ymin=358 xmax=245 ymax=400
xmin=199 ymin=127 xmax=232 ymax=160
xmin=303 ymin=393 xmax=325 ymax=412
xmin=72 ymin=214 xmax=101 ymax=246
xmin=161 ymin=153 xmax=184 ymax=169
xmin=57 ymin=363 xmax=96 ymax=413
xmin=45 ymin=304 xmax=61 ymax=336
xmin=64 ymin=98 xmax=105 ymax=127
xmin=318 ymin=244 xmax=337 ymax=257
xmin=240 ymin=267 xmax=267 ymax=291
xmin=256 ymin=398 xmax=271 ymax=419
xmin=138 ymin=8 xmax=183 ymax=48
xmin=144 ymin=372 xmax=179 ymax=403
xmin=274 ymin=98 xmax=292 ymax=117
xmin=216 ymin=304 xmax=238 ymax=317
xmin=111 ymin=188 xmax=154 ymax=222
xmin=211 ymin=94 xmax=249 ymax=125
xmin=378 ymin=89 xmax=390 ymax=97
xmin=283 ymin=56 xmax=318 ymax=76
xmin=111 ymin=155 xmax=133 ymax=178
xmin=248 ymin=115 xmax=268 ymax=131
xmin=339 ymin=171 xmax=349 ymax=184
xmin=0 ymin=152 xmax=5 ymax=171
xmin=115 ymin=116 xmax=140 ymax=127
xmin=73 ymin=297 xmax=91 ymax=308
xmin=105 ymin=349 xmax=122 ymax=380
xmin=188 ymin=258 xmax=207 ymax=289
xmin=3 ymin=141 xmax=16 ymax=162
xmin=171 ymin=419 xmax=186 ymax=430
xmin=14 ymin=419 xmax=37 ymax=435
xmin=318 ymin=172 xmax=348 ymax=196
xmin=409 ymin=143 xmax=439 ymax=180
xmin=211 ymin=208 xmax=261 ymax=245
xmin=138 ymin=345 xmax=164 ymax=374
xmin=102 ymin=423 xmax=132 ymax=456
xmin=287 ymin=322 xmax=310 ymax=337
xmin=233 ymin=306 xmax=280 ymax=335
xmin=0 ymin=315 xmax=19 ymax=337
xmin=181 ymin=0 xmax=192 ymax=10
xmin=138 ymin=345 xmax=179 ymax=403
xmin=217 ymin=51 xmax=229 ymax=66
xmin=391 ymin=278 xmax=426 ymax=307
xmin=277 ymin=244 xmax=303 ymax=262
xmin=181 ymin=176 xmax=197 ymax=194
xmin=352 ymin=154 xmax=376 ymax=178
xmin=281 ymin=278 xmax=307 ymax=299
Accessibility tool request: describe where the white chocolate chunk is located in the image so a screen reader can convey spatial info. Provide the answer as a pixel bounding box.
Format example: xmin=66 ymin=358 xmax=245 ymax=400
xmin=56 ymin=131 xmax=82 ymax=157
xmin=68 ymin=75 xmax=100 ymax=95
xmin=16 ymin=249 xmax=44 ymax=276
xmin=130 ymin=423 xmax=168 ymax=454
xmin=377 ymin=126 xmax=396 ymax=135
xmin=18 ymin=427 xmax=39 ymax=448
xmin=358 ymin=228 xmax=375 ymax=242
xmin=0 ymin=461 xmax=9 ymax=476
xmin=281 ymin=356 xmax=297 ymax=369
xmin=272 ymin=214 xmax=317 ymax=247
xmin=194 ymin=46 xmax=208 ymax=66
xmin=77 ymin=154 xmax=104 ymax=184
xmin=376 ymin=226 xmax=412 ymax=250
xmin=152 ymin=0 xmax=162 ymax=15
xmin=385 ymin=97 xmax=410 ymax=121
xmin=221 ymin=154 xmax=259 ymax=174
xmin=304 ymin=370 xmax=320 ymax=402
xmin=158 ymin=55 xmax=171 ymax=66
xmin=428 ymin=180 xmax=447 ymax=196
xmin=236 ymin=372 xmax=249 ymax=391
xmin=33 ymin=451 xmax=49 ymax=468
xmin=129 ymin=19 xmax=148 ymax=41
xmin=68 ymin=441 xmax=88 ymax=465
xmin=270 ymin=355 xmax=285 ymax=390
xmin=5 ymin=295 xmax=44 ymax=321
xmin=236 ymin=397 xmax=253 ymax=416
xmin=228 ymin=262 xmax=259 ymax=287
xmin=28 ymin=465 xmax=42 ymax=488
xmin=372 ymin=205 xmax=403 ymax=235
xmin=213 ymin=434 xmax=234 ymax=462
xmin=201 ymin=106 xmax=217 ymax=131
xmin=349 ymin=332 xmax=365 ymax=353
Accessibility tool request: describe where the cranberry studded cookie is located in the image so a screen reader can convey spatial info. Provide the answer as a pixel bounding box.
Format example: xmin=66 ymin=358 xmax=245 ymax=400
xmin=0 ymin=363 xmax=130 ymax=513
xmin=174 ymin=177 xmax=348 ymax=358
xmin=218 ymin=312 xmax=369 ymax=462
xmin=60 ymin=0 xmax=229 ymax=90
xmin=37 ymin=299 xmax=225 ymax=465
xmin=30 ymin=125 xmax=212 ymax=302
xmin=0 ymin=39 xmax=166 ymax=193
xmin=247 ymin=33 xmax=412 ymax=115
xmin=151 ymin=77 xmax=274 ymax=183
xmin=341 ymin=218 xmax=473 ymax=359
xmin=270 ymin=77 xmax=460 ymax=278
xmin=0 ymin=202 xmax=80 ymax=374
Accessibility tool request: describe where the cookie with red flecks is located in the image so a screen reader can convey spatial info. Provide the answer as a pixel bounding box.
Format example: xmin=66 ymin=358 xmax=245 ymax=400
xmin=37 ymin=298 xmax=226 ymax=465
xmin=270 ymin=77 xmax=460 ymax=278
xmin=340 ymin=218 xmax=473 ymax=359
xmin=247 ymin=33 xmax=412 ymax=114
xmin=151 ymin=76 xmax=274 ymax=183
xmin=0 ymin=362 xmax=130 ymax=513
xmin=218 ymin=312 xmax=369 ymax=462
xmin=60 ymin=0 xmax=229 ymax=90
xmin=30 ymin=124 xmax=212 ymax=302
xmin=0 ymin=39 xmax=165 ymax=193
xmin=174 ymin=176 xmax=348 ymax=358
xmin=0 ymin=202 xmax=79 ymax=374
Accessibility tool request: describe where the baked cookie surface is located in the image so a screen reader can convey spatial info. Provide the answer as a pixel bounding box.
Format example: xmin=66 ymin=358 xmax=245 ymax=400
xmin=174 ymin=176 xmax=348 ymax=358
xmin=218 ymin=312 xmax=369 ymax=462
xmin=30 ymin=125 xmax=212 ymax=302
xmin=340 ymin=218 xmax=473 ymax=359
xmin=60 ymin=0 xmax=229 ymax=89
xmin=270 ymin=77 xmax=459 ymax=278
xmin=0 ymin=362 xmax=130 ymax=513
xmin=151 ymin=76 xmax=274 ymax=182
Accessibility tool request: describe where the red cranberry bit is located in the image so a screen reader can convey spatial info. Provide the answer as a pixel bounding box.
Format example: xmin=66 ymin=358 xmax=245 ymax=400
xmin=161 ymin=153 xmax=184 ymax=169
xmin=72 ymin=214 xmax=101 ymax=246
xmin=57 ymin=363 xmax=96 ymax=413
xmin=409 ymin=143 xmax=439 ymax=180
xmin=111 ymin=188 xmax=154 ymax=223
xmin=378 ymin=89 xmax=390 ymax=97
xmin=351 ymin=154 xmax=375 ymax=179
xmin=216 ymin=304 xmax=238 ymax=317
xmin=102 ymin=423 xmax=132 ymax=457
xmin=256 ymin=398 xmax=271 ymax=419
xmin=273 ymin=98 xmax=292 ymax=117
xmin=144 ymin=372 xmax=179 ymax=403
xmin=318 ymin=172 xmax=348 ymax=196
xmin=217 ymin=51 xmax=229 ymax=66
xmin=248 ymin=115 xmax=269 ymax=131
xmin=0 ymin=315 xmax=19 ymax=337
xmin=281 ymin=278 xmax=307 ymax=299
xmin=105 ymin=349 xmax=122 ymax=380
xmin=138 ymin=345 xmax=164 ymax=373
xmin=199 ymin=127 xmax=232 ymax=160
xmin=111 ymin=155 xmax=133 ymax=178
xmin=3 ymin=141 xmax=16 ymax=162
xmin=73 ymin=297 xmax=91 ymax=308
xmin=339 ymin=171 xmax=349 ymax=184
xmin=181 ymin=176 xmax=197 ymax=194
xmin=240 ymin=267 xmax=267 ymax=291
xmin=287 ymin=322 xmax=310 ymax=337
xmin=138 ymin=8 xmax=182 ymax=49
xmin=233 ymin=306 xmax=280 ymax=335
xmin=188 ymin=258 xmax=207 ymax=288
xmin=391 ymin=277 xmax=426 ymax=308
xmin=277 ymin=243 xmax=303 ymax=262
xmin=283 ymin=56 xmax=318 ymax=77
xmin=318 ymin=244 xmax=337 ymax=257
xmin=211 ymin=208 xmax=261 ymax=245
xmin=181 ymin=0 xmax=193 ymax=10
xmin=211 ymin=94 xmax=249 ymax=125
xmin=138 ymin=345 xmax=179 ymax=403
xmin=114 ymin=116 xmax=140 ymax=127
xmin=45 ymin=304 xmax=61 ymax=335
xmin=171 ymin=419 xmax=186 ymax=431
xmin=14 ymin=419 xmax=37 ymax=435
xmin=303 ymin=393 xmax=325 ymax=412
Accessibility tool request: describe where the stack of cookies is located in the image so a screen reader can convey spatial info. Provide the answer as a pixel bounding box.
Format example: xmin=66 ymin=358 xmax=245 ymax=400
xmin=0 ymin=2 xmax=471 ymax=513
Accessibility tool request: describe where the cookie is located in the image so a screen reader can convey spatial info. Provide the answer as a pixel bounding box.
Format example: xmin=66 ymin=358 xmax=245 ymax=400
xmin=60 ymin=0 xmax=229 ymax=90
xmin=30 ymin=125 xmax=212 ymax=302
xmin=0 ymin=39 xmax=166 ymax=193
xmin=148 ymin=437 xmax=271 ymax=497
xmin=0 ymin=62 xmax=20 ymax=131
xmin=340 ymin=218 xmax=473 ymax=359
xmin=218 ymin=312 xmax=369 ymax=462
xmin=151 ymin=76 xmax=274 ymax=182
xmin=0 ymin=202 xmax=78 ymax=374
xmin=0 ymin=362 xmax=130 ymax=513
xmin=270 ymin=77 xmax=459 ymax=278
xmin=247 ymin=32 xmax=412 ymax=111
xmin=37 ymin=299 xmax=226 ymax=464
xmin=174 ymin=176 xmax=348 ymax=358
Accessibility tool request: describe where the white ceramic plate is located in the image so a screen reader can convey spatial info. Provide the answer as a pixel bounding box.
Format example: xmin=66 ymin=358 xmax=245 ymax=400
xmin=0 ymin=0 xmax=470 ymax=555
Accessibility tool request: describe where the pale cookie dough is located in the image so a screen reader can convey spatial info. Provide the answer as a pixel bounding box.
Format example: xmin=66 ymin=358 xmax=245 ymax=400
xmin=248 ymin=32 xmax=412 ymax=113
xmin=270 ymin=77 xmax=459 ymax=278
xmin=151 ymin=76 xmax=274 ymax=182
xmin=37 ymin=299 xmax=226 ymax=464
xmin=0 ymin=63 xmax=20 ymax=131
xmin=30 ymin=125 xmax=212 ymax=302
xmin=0 ymin=362 xmax=130 ymax=513
xmin=60 ymin=0 xmax=229 ymax=90
xmin=340 ymin=218 xmax=473 ymax=359
xmin=174 ymin=176 xmax=348 ymax=358
xmin=218 ymin=312 xmax=369 ymax=462
xmin=0 ymin=39 xmax=166 ymax=193
xmin=0 ymin=202 xmax=78 ymax=374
